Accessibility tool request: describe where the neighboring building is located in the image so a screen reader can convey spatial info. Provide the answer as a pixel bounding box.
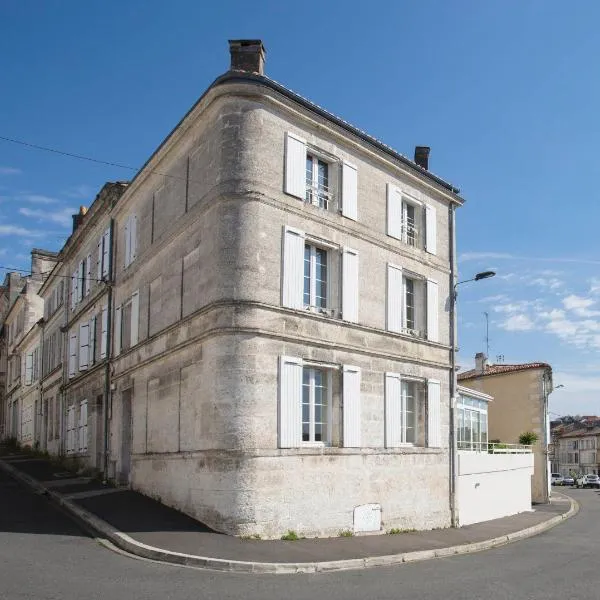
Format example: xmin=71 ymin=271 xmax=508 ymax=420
xmin=557 ymin=427 xmax=600 ymax=476
xmin=458 ymin=353 xmax=553 ymax=504
xmin=455 ymin=385 xmax=533 ymax=526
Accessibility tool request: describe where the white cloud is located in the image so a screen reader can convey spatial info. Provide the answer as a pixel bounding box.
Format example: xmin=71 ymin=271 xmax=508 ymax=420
xmin=494 ymin=301 xmax=536 ymax=314
xmin=459 ymin=252 xmax=514 ymax=262
xmin=0 ymin=166 xmax=22 ymax=175
xmin=459 ymin=251 xmax=600 ymax=266
xmin=477 ymin=294 xmax=510 ymax=303
xmin=500 ymin=314 xmax=535 ymax=331
xmin=63 ymin=184 xmax=93 ymax=200
xmin=19 ymin=206 xmax=75 ymax=228
xmin=529 ymin=277 xmax=563 ymax=290
xmin=0 ymin=224 xmax=40 ymax=237
xmin=19 ymin=194 xmax=59 ymax=205
xmin=562 ymin=294 xmax=600 ymax=317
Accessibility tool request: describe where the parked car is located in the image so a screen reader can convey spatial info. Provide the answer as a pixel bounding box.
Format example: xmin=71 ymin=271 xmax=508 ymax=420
xmin=576 ymin=474 xmax=600 ymax=489
xmin=551 ymin=473 xmax=564 ymax=485
xmin=563 ymin=476 xmax=575 ymax=486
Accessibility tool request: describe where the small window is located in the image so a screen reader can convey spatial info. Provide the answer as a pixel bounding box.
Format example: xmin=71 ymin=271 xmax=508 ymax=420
xmin=305 ymin=155 xmax=332 ymax=209
xmin=302 ymin=366 xmax=331 ymax=443
xmin=402 ymin=200 xmax=420 ymax=247
xmin=304 ymin=244 xmax=328 ymax=310
xmin=403 ymin=276 xmax=424 ymax=337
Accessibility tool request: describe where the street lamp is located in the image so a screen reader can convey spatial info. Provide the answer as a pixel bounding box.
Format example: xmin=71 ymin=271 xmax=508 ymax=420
xmin=449 ymin=270 xmax=496 ymax=527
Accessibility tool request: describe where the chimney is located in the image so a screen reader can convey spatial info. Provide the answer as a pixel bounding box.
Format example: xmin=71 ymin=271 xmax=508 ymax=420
xmin=475 ymin=352 xmax=488 ymax=375
xmin=72 ymin=205 xmax=88 ymax=233
xmin=228 ymin=39 xmax=266 ymax=75
xmin=414 ymin=146 xmax=430 ymax=170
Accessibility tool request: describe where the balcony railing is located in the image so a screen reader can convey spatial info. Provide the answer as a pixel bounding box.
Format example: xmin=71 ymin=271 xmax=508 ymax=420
xmin=401 ymin=220 xmax=419 ymax=247
xmin=458 ymin=441 xmax=533 ymax=454
xmin=305 ymin=181 xmax=335 ymax=210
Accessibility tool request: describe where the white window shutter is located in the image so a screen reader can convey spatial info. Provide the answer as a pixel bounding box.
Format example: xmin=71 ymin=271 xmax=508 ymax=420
xmin=89 ymin=316 xmax=96 ymax=365
xmin=387 ymin=264 xmax=403 ymax=333
xmin=130 ymin=215 xmax=138 ymax=262
xmin=97 ymin=238 xmax=103 ymax=281
xmin=71 ymin=271 xmax=78 ymax=310
xmin=25 ymin=353 xmax=33 ymax=385
xmin=102 ymin=227 xmax=111 ymax=279
xmin=282 ymin=226 xmax=305 ymax=309
xmin=68 ymin=333 xmax=77 ymax=378
xmin=124 ymin=217 xmax=130 ymax=267
xmin=342 ymin=247 xmax=359 ymax=323
xmin=284 ymin=132 xmax=307 ymax=199
xmin=385 ymin=373 xmax=403 ymax=448
xmin=426 ymin=279 xmax=439 ymax=343
xmin=427 ymin=379 xmax=442 ymax=448
xmin=77 ymin=261 xmax=84 ymax=302
xmin=79 ymin=322 xmax=89 ymax=371
xmin=130 ymin=290 xmax=140 ymax=346
xmin=387 ymin=183 xmax=402 ymax=239
xmin=279 ymin=355 xmax=302 ymax=448
xmin=425 ymin=204 xmax=437 ymax=255
xmin=85 ymin=254 xmax=92 ymax=296
xmin=80 ymin=400 xmax=88 ymax=452
xmin=342 ymin=161 xmax=358 ymax=220
xmin=114 ymin=305 xmax=122 ymax=356
xmin=343 ymin=365 xmax=361 ymax=447
xmin=100 ymin=306 xmax=108 ymax=359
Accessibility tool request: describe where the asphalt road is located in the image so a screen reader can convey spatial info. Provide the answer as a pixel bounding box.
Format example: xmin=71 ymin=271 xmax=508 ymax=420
xmin=0 ymin=470 xmax=596 ymax=600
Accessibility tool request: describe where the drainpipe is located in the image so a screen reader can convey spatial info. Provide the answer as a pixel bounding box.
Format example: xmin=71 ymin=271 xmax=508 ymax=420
xmin=102 ymin=218 xmax=114 ymax=483
xmin=448 ymin=203 xmax=458 ymax=527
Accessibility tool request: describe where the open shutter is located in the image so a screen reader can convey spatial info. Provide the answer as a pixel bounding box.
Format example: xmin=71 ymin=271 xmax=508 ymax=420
xmin=282 ymin=226 xmax=305 ymax=309
xmin=385 ymin=373 xmax=403 ymax=448
xmin=80 ymin=400 xmax=88 ymax=452
xmin=386 ymin=264 xmax=403 ymax=333
xmin=68 ymin=333 xmax=77 ymax=378
xmin=97 ymin=237 xmax=103 ymax=281
xmin=426 ymin=279 xmax=439 ymax=343
xmin=342 ymin=161 xmax=358 ymax=220
xmin=130 ymin=215 xmax=138 ymax=262
xmin=427 ymin=379 xmax=442 ymax=448
xmin=77 ymin=261 xmax=85 ymax=302
xmin=425 ymin=204 xmax=437 ymax=255
xmin=102 ymin=227 xmax=111 ymax=279
xmin=89 ymin=316 xmax=96 ymax=366
xmin=342 ymin=247 xmax=359 ymax=323
xmin=85 ymin=254 xmax=92 ymax=295
xmin=387 ymin=183 xmax=402 ymax=239
xmin=284 ymin=132 xmax=307 ymax=199
xmin=25 ymin=353 xmax=33 ymax=385
xmin=130 ymin=290 xmax=140 ymax=346
xmin=79 ymin=322 xmax=89 ymax=371
xmin=114 ymin=305 xmax=122 ymax=356
xmin=279 ymin=355 xmax=302 ymax=448
xmin=124 ymin=216 xmax=130 ymax=267
xmin=100 ymin=306 xmax=108 ymax=359
xmin=67 ymin=407 xmax=74 ymax=453
xmin=71 ymin=271 xmax=78 ymax=310
xmin=343 ymin=365 xmax=361 ymax=447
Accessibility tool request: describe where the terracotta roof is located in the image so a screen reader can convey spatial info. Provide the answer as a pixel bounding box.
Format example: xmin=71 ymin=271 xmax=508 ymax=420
xmin=458 ymin=362 xmax=551 ymax=380
xmin=560 ymin=426 xmax=600 ymax=438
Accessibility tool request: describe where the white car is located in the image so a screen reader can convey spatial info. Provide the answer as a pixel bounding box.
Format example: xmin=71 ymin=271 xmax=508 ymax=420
xmin=551 ymin=473 xmax=564 ymax=485
xmin=576 ymin=474 xmax=600 ymax=489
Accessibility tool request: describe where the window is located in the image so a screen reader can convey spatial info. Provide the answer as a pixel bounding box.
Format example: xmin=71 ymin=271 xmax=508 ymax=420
xmin=124 ymin=214 xmax=138 ymax=268
xmin=114 ymin=290 xmax=140 ymax=356
xmin=457 ymin=395 xmax=489 ymax=451
xmin=305 ymin=155 xmax=331 ymax=209
xmin=302 ymin=367 xmax=331 ymax=443
xmin=79 ymin=400 xmax=88 ymax=453
xmin=66 ymin=405 xmax=75 ymax=453
xmin=98 ymin=226 xmax=111 ymax=280
xmin=304 ymin=244 xmax=328 ymax=310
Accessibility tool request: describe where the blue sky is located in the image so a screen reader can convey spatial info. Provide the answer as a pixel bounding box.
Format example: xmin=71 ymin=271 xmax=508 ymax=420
xmin=1 ymin=1 xmax=598 ymax=416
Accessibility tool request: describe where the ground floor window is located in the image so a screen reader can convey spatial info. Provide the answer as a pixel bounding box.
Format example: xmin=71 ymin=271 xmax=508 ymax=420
xmin=457 ymin=394 xmax=488 ymax=450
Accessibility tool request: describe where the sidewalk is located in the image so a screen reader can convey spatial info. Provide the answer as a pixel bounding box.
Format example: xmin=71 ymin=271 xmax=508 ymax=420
xmin=0 ymin=453 xmax=577 ymax=574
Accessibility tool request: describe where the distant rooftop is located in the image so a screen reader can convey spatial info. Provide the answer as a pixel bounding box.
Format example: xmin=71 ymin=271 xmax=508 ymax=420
xmin=458 ymin=362 xmax=552 ymax=380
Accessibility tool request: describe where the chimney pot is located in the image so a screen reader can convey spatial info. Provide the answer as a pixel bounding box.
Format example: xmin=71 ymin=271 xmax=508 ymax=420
xmin=228 ymin=39 xmax=266 ymax=75
xmin=475 ymin=352 xmax=488 ymax=375
xmin=414 ymin=146 xmax=430 ymax=170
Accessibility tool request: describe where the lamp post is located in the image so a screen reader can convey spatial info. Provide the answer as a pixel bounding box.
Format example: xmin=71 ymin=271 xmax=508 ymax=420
xmin=449 ymin=270 xmax=496 ymax=527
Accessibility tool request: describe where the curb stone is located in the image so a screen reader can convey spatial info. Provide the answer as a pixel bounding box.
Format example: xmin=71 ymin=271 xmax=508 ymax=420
xmin=0 ymin=459 xmax=579 ymax=574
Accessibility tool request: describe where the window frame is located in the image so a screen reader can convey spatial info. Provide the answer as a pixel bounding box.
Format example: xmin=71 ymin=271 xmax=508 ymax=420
xmin=402 ymin=272 xmax=425 ymax=337
xmin=301 ymin=364 xmax=333 ymax=446
xmin=303 ymin=242 xmax=330 ymax=312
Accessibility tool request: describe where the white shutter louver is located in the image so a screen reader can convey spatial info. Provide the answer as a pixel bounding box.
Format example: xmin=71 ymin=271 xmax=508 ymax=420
xmin=85 ymin=254 xmax=92 ymax=296
xmin=124 ymin=216 xmax=130 ymax=267
xmin=25 ymin=353 xmax=33 ymax=385
xmin=77 ymin=261 xmax=84 ymax=302
xmin=67 ymin=407 xmax=74 ymax=453
xmin=97 ymin=238 xmax=103 ymax=281
xmin=279 ymin=355 xmax=302 ymax=448
xmin=282 ymin=226 xmax=305 ymax=309
xmin=102 ymin=227 xmax=111 ymax=279
xmin=284 ymin=132 xmax=307 ymax=199
xmin=130 ymin=290 xmax=140 ymax=346
xmin=68 ymin=333 xmax=77 ymax=378
xmin=100 ymin=306 xmax=108 ymax=359
xmin=114 ymin=305 xmax=122 ymax=356
xmin=427 ymin=379 xmax=442 ymax=448
xmin=425 ymin=204 xmax=437 ymax=255
xmin=79 ymin=400 xmax=88 ymax=452
xmin=426 ymin=279 xmax=439 ymax=343
xmin=341 ymin=161 xmax=358 ymax=220
xmin=387 ymin=183 xmax=402 ymax=239
xmin=71 ymin=271 xmax=78 ymax=310
xmin=342 ymin=247 xmax=359 ymax=323
xmin=89 ymin=316 xmax=96 ymax=366
xmin=343 ymin=365 xmax=361 ymax=447
xmin=130 ymin=215 xmax=138 ymax=262
xmin=385 ymin=372 xmax=403 ymax=448
xmin=387 ymin=264 xmax=403 ymax=333
xmin=79 ymin=322 xmax=89 ymax=371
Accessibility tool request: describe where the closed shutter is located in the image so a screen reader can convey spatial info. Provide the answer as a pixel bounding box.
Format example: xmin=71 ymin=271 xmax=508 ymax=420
xmin=425 ymin=204 xmax=437 ymax=255
xmin=124 ymin=216 xmax=130 ymax=267
xmin=342 ymin=365 xmax=361 ymax=447
xmin=386 ymin=264 xmax=403 ymax=333
xmin=25 ymin=353 xmax=33 ymax=385
xmin=426 ymin=279 xmax=439 ymax=343
xmin=342 ymin=247 xmax=359 ymax=323
xmin=342 ymin=161 xmax=358 ymax=220
xmin=130 ymin=215 xmax=138 ymax=262
xmin=85 ymin=254 xmax=92 ymax=295
xmin=102 ymin=227 xmax=111 ymax=279
xmin=427 ymin=379 xmax=442 ymax=448
xmin=68 ymin=333 xmax=77 ymax=378
xmin=71 ymin=271 xmax=78 ymax=310
xmin=77 ymin=261 xmax=85 ymax=302
xmin=279 ymin=355 xmax=302 ymax=448
xmin=282 ymin=226 xmax=305 ymax=309
xmin=130 ymin=290 xmax=140 ymax=346
xmin=387 ymin=183 xmax=402 ymax=239
xmin=100 ymin=305 xmax=108 ymax=359
xmin=114 ymin=305 xmax=122 ymax=356
xmin=97 ymin=237 xmax=103 ymax=281
xmin=88 ymin=316 xmax=96 ymax=365
xmin=79 ymin=400 xmax=88 ymax=452
xmin=79 ymin=322 xmax=89 ymax=371
xmin=67 ymin=406 xmax=75 ymax=453
xmin=284 ymin=132 xmax=307 ymax=199
xmin=385 ymin=372 xmax=403 ymax=448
